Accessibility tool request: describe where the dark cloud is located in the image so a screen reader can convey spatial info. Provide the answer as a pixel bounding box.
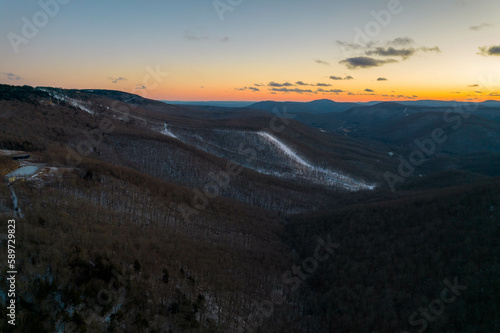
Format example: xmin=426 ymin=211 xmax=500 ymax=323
xmin=377 ymin=77 xmax=388 ymax=81
xmin=389 ymin=94 xmax=418 ymax=99
xmin=329 ymin=75 xmax=354 ymax=80
xmin=3 ymin=72 xmax=22 ymax=80
xmin=338 ymin=38 xmax=440 ymax=63
xmin=135 ymin=85 xmax=146 ymax=90
xmin=468 ymin=84 xmax=479 ymax=87
xmin=364 ymin=89 xmax=374 ymax=92
xmin=339 ymin=38 xmax=413 ymax=52
xmin=450 ymin=91 xmax=461 ymax=94
xmin=389 ymin=37 xmax=414 ymax=46
xmin=478 ymin=45 xmax=500 ymax=56
xmin=470 ymin=23 xmax=491 ymax=31
xmin=366 ymin=46 xmax=440 ymax=59
xmin=366 ymin=47 xmax=415 ymax=58
xmin=108 ymin=77 xmax=127 ymax=84
xmin=254 ymin=83 xmax=264 ymax=86
xmin=313 ymin=58 xmax=330 ymax=66
xmin=268 ymin=81 xmax=294 ymax=87
xmin=293 ymin=81 xmax=333 ymax=87
xmin=316 ymin=88 xmax=343 ymax=94
xmin=271 ymin=87 xmax=312 ymax=94
xmin=339 ymin=57 xmax=398 ymax=69
xmin=420 ymin=46 xmax=441 ymax=53
xmin=235 ymin=87 xmax=260 ymax=92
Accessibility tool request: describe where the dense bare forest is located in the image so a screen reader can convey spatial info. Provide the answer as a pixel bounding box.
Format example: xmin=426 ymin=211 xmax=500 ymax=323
xmin=0 ymin=84 xmax=499 ymax=332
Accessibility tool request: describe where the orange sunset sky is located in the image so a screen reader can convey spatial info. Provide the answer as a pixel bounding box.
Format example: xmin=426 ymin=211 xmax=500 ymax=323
xmin=1 ymin=0 xmax=500 ymax=103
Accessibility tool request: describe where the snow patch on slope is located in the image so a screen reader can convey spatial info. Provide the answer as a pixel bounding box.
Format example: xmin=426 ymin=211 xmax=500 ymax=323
xmin=38 ymin=88 xmax=95 ymax=114
xmin=257 ymin=131 xmax=313 ymax=168
xmin=161 ymin=123 xmax=178 ymax=139
xmin=257 ymin=131 xmax=375 ymax=191
xmin=160 ymin=127 xmax=376 ymax=191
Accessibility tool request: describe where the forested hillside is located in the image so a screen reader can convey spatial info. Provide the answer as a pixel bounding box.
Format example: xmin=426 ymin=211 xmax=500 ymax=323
xmin=0 ymin=84 xmax=498 ymax=332
xmin=288 ymin=180 xmax=500 ymax=332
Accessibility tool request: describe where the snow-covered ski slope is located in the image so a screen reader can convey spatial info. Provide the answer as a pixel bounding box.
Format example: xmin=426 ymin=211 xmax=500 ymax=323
xmin=170 ymin=127 xmax=375 ymax=191
xmin=257 ymin=132 xmax=313 ymax=168
xmin=257 ymin=131 xmax=375 ymax=191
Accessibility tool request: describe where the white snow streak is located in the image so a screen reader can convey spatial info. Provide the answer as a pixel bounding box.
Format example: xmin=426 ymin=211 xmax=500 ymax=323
xmin=257 ymin=131 xmax=375 ymax=191
xmin=257 ymin=131 xmax=313 ymax=168
xmin=38 ymin=88 xmax=95 ymax=114
xmin=161 ymin=123 xmax=178 ymax=139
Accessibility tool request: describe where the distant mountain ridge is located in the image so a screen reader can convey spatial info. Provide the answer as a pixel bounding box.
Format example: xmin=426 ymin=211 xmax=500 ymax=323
xmin=250 ymin=99 xmax=360 ymax=114
xmin=248 ymin=99 xmax=500 ymax=114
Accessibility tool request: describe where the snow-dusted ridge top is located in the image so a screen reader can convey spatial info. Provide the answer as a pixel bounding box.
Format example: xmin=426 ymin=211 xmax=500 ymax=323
xmin=38 ymin=88 xmax=95 ymax=114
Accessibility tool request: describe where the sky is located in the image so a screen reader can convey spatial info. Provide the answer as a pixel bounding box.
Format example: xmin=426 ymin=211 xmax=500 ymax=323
xmin=1 ymin=0 xmax=499 ymax=102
